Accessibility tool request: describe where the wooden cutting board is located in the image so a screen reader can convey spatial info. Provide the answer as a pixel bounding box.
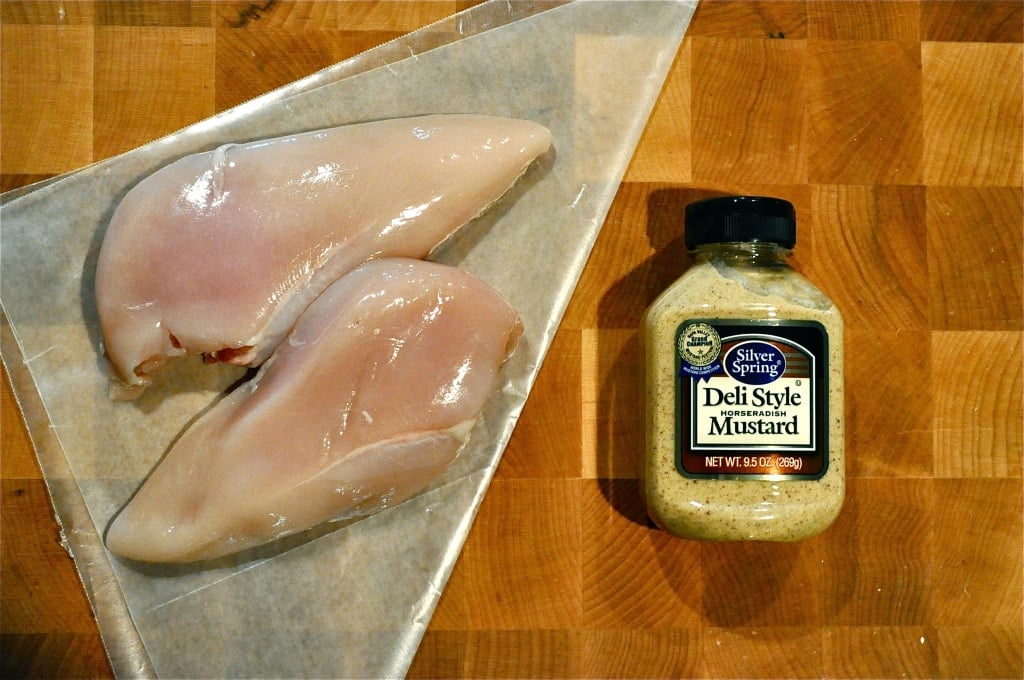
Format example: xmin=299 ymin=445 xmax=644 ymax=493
xmin=2 ymin=1 xmax=1021 ymax=677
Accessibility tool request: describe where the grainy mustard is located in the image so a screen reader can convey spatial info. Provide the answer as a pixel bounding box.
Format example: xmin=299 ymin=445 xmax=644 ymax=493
xmin=642 ymin=196 xmax=844 ymax=541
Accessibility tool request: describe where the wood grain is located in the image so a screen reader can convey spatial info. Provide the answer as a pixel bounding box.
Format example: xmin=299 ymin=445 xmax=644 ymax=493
xmin=927 ymin=187 xmax=1024 ymax=329
xmin=932 ymin=332 xmax=1023 ymax=477
xmin=691 ymin=37 xmax=808 ymax=184
xmin=807 ymin=185 xmax=928 ymax=329
xmin=2 ymin=1 xmax=1023 ymax=678
xmin=921 ymin=0 xmax=1023 ymax=42
xmin=807 ymin=40 xmax=924 ymax=184
xmin=846 ymin=331 xmax=932 ymax=477
xmin=922 ymin=42 xmax=1023 ymax=185
xmin=0 ymin=25 xmax=94 ymax=174
xmin=807 ymin=0 xmax=921 ymax=40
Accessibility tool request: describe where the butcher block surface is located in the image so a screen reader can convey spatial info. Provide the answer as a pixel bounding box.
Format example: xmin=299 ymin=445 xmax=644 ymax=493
xmin=2 ymin=1 xmax=1022 ymax=677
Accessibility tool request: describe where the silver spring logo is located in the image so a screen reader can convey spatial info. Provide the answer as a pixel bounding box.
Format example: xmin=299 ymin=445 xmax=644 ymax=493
xmin=722 ymin=341 xmax=786 ymax=385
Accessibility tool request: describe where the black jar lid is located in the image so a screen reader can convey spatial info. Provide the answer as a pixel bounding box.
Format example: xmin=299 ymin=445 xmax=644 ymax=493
xmin=684 ymin=195 xmax=796 ymax=249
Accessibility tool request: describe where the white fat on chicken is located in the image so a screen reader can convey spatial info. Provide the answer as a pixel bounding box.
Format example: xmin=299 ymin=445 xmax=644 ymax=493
xmin=95 ymin=114 xmax=550 ymax=398
xmin=105 ymin=258 xmax=522 ymax=563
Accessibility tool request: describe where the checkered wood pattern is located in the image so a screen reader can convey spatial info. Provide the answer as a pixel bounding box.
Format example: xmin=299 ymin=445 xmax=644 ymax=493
xmin=2 ymin=1 xmax=1021 ymax=678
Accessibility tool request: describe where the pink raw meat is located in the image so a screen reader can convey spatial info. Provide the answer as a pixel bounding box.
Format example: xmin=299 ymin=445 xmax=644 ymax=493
xmin=95 ymin=114 xmax=549 ymax=398
xmin=105 ymin=258 xmax=522 ymax=563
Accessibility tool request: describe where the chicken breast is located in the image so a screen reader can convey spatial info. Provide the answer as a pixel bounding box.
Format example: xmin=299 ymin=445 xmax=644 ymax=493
xmin=95 ymin=114 xmax=549 ymax=398
xmin=105 ymin=258 xmax=522 ymax=563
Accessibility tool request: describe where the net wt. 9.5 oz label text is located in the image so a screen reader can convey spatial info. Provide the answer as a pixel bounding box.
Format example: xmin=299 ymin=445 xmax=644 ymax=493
xmin=675 ymin=320 xmax=828 ymax=480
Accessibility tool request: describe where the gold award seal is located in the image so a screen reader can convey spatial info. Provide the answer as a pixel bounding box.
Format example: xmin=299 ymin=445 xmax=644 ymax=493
xmin=678 ymin=322 xmax=721 ymax=367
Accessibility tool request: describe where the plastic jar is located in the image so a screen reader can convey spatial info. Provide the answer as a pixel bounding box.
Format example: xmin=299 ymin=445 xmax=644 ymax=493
xmin=642 ymin=195 xmax=844 ymax=541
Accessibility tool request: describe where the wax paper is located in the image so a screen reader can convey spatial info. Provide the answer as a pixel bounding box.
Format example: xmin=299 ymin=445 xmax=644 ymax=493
xmin=0 ymin=1 xmax=696 ymax=676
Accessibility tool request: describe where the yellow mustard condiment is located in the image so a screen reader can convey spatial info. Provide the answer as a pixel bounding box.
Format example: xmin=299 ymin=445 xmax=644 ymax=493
xmin=642 ymin=195 xmax=844 ymax=541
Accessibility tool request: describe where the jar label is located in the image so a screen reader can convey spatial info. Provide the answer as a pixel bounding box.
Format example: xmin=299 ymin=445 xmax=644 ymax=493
xmin=675 ymin=320 xmax=828 ymax=479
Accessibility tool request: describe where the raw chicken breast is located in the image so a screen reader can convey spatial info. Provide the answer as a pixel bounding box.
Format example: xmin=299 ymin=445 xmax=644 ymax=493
xmin=96 ymin=114 xmax=549 ymax=398
xmin=105 ymin=259 xmax=522 ymax=563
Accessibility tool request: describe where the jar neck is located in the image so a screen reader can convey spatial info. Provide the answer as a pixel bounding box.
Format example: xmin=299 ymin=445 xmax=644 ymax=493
xmin=691 ymin=241 xmax=792 ymax=267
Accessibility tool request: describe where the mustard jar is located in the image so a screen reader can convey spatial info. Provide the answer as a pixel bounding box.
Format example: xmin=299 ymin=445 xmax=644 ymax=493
xmin=642 ymin=195 xmax=845 ymax=541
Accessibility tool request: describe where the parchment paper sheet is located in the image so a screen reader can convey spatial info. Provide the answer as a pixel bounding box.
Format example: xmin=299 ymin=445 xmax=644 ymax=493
xmin=0 ymin=1 xmax=696 ymax=677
